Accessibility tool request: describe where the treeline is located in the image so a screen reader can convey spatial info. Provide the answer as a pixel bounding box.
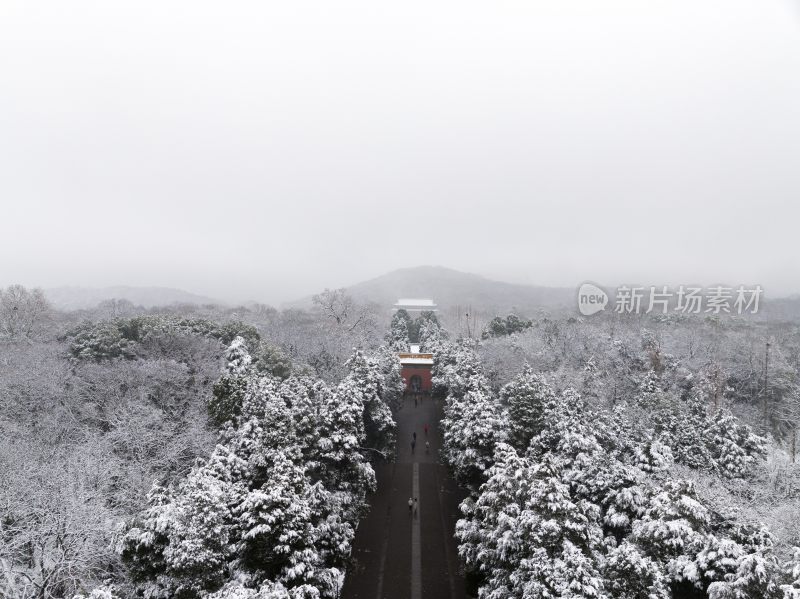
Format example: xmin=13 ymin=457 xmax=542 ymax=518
xmin=433 ymin=338 xmax=800 ymax=598
xmin=0 ymin=313 xmax=239 ymax=598
xmin=117 ymin=339 xmax=400 ymax=599
xmin=0 ymin=284 xmax=51 ymax=340
xmin=477 ymin=313 xmax=800 ymax=470
xmin=0 ymin=286 xmax=392 ymax=599
xmin=63 ymin=314 xmax=261 ymax=362
xmin=386 ymin=309 xmax=444 ymax=350
xmin=481 ymin=313 xmax=533 ymax=339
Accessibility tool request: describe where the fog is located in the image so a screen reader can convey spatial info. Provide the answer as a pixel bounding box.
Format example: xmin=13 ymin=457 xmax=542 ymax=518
xmin=1 ymin=0 xmax=799 ymax=304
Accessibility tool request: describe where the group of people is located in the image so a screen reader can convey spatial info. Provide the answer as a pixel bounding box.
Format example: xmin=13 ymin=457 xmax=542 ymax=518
xmin=407 ymin=496 xmax=418 ymax=515
xmin=410 ymin=425 xmax=430 ymax=454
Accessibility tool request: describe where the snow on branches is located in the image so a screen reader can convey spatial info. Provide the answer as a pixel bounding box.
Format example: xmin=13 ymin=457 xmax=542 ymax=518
xmin=433 ymin=335 xmax=800 ymax=599
xmin=119 ymin=339 xmax=396 ymax=599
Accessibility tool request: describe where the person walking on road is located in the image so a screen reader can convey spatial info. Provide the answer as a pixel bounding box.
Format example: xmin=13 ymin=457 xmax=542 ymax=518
xmin=408 ymin=497 xmax=413 ymax=514
xmin=413 ymin=431 xmax=417 ymax=442
xmin=424 ymin=423 xmax=429 ymax=436
xmin=413 ymin=497 xmax=418 ymax=515
xmin=425 ymin=440 xmax=430 ymax=454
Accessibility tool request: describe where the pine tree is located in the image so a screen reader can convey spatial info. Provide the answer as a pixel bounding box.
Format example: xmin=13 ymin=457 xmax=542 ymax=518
xmin=704 ymin=409 xmax=767 ymax=478
xmin=637 ymin=370 xmax=663 ymax=408
xmin=386 ymin=310 xmax=411 ymax=351
xmin=122 ymin=345 xmax=392 ymax=599
xmin=707 ymin=552 xmax=784 ymax=599
xmin=441 ymin=385 xmax=508 ymax=489
xmin=208 ymin=337 xmax=256 ymax=426
xmin=633 ymin=435 xmax=674 ymax=474
xmin=120 ymin=465 xmax=239 ymax=598
xmin=375 ymin=345 xmax=405 ymax=413
xmin=224 ymin=336 xmax=253 ymax=374
xmin=631 ymin=479 xmax=711 ymax=590
xmin=433 ymin=343 xmax=485 ymax=400
xmin=603 ymin=541 xmax=670 ymax=599
xmin=237 ymin=448 xmax=318 ymax=585
xmin=779 ymin=547 xmax=800 ymax=598
xmin=500 ymin=366 xmax=556 ymax=451
xmin=456 ymin=443 xmax=531 ymax=596
xmin=342 ymin=350 xmax=396 ymax=457
xmin=417 ymin=311 xmax=445 ymax=351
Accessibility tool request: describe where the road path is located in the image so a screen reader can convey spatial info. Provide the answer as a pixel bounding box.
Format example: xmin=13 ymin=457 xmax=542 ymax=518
xmin=341 ymin=394 xmax=467 ymax=599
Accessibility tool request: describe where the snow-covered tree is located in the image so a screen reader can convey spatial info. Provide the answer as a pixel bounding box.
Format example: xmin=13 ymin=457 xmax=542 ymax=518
xmin=208 ymin=337 xmax=256 ymax=426
xmin=442 ymin=384 xmax=508 ymax=489
xmin=0 ymin=284 xmax=51 ymax=340
xmin=416 ymin=311 xmax=445 ymax=351
xmin=226 ymin=336 xmax=253 ymax=375
xmin=633 ymin=435 xmax=674 ymax=474
xmin=780 ymin=548 xmax=800 ymax=598
xmin=603 ymin=541 xmax=670 ymax=599
xmin=480 ymin=314 xmax=533 ymax=340
xmin=386 ymin=310 xmax=411 ymax=351
xmin=432 ymin=339 xmax=484 ymax=400
xmin=706 ymin=552 xmax=784 ymax=599
xmin=341 ymin=350 xmax=396 ymax=457
xmin=457 ymin=443 xmax=605 ymax=598
xmin=121 ymin=342 xmax=394 ymax=599
xmin=704 ymin=409 xmax=767 ymax=478
xmin=500 ymin=366 xmax=556 ymax=451
xmin=637 ymin=370 xmax=664 ymax=407
xmin=72 ymin=586 xmax=122 ymax=599
xmin=252 ymin=342 xmax=293 ymax=379
xmin=372 ymin=345 xmax=405 ymax=413
xmin=121 ymin=469 xmax=238 ymax=598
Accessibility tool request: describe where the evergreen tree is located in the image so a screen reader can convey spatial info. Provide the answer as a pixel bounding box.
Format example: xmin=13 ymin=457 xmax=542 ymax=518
xmin=500 ymin=366 xmax=557 ymax=451
xmin=603 ymin=541 xmax=670 ymax=599
xmin=780 ymin=547 xmax=800 ymax=598
xmin=417 ymin=311 xmax=445 ymax=352
xmin=208 ymin=337 xmax=255 ymax=426
xmin=252 ymin=342 xmax=293 ymax=379
xmin=442 ymin=384 xmax=508 ymax=489
xmin=704 ymin=409 xmax=767 ymax=478
xmin=386 ymin=310 xmax=411 ymax=350
xmin=121 ymin=344 xmax=392 ymax=599
xmin=342 ymin=350 xmax=396 ymax=457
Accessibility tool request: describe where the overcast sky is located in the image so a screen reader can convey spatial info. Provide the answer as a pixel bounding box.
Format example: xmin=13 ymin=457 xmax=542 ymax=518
xmin=1 ymin=0 xmax=798 ymax=304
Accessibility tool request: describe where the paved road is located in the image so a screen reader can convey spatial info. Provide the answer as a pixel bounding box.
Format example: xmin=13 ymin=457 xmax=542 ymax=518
xmin=341 ymin=394 xmax=468 ymax=599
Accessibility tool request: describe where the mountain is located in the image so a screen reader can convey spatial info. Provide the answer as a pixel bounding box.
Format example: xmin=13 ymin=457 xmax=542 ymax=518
xmin=45 ymin=286 xmax=222 ymax=311
xmin=329 ymin=266 xmax=574 ymax=316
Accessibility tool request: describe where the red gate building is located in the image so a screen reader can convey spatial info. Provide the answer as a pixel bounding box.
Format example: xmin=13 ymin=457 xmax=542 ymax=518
xmin=400 ymin=344 xmax=434 ymax=395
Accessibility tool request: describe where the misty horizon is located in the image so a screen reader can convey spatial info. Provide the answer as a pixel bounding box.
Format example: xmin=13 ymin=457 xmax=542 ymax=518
xmin=2 ymin=0 xmax=799 ymax=303
xmin=27 ymin=264 xmax=800 ymax=309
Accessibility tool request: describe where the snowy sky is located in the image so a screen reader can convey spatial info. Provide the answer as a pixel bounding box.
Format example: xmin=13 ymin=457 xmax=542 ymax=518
xmin=1 ymin=0 xmax=799 ymax=304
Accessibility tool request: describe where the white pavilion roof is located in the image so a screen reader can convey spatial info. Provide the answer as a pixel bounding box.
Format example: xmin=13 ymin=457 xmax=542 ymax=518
xmin=399 ymin=356 xmax=434 ymax=365
xmin=394 ymin=298 xmax=438 ymax=311
xmin=398 ymin=350 xmax=434 ymax=365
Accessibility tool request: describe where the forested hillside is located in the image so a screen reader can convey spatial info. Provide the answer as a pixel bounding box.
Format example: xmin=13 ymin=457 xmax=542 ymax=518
xmin=2 ymin=282 xmax=800 ymax=599
xmin=425 ymin=313 xmax=800 ymax=598
xmin=0 ymin=285 xmax=392 ymax=599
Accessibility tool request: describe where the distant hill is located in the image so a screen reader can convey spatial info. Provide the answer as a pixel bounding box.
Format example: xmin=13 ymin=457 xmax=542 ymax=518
xmin=295 ymin=266 xmax=574 ymax=317
xmin=45 ymin=286 xmax=222 ymax=311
